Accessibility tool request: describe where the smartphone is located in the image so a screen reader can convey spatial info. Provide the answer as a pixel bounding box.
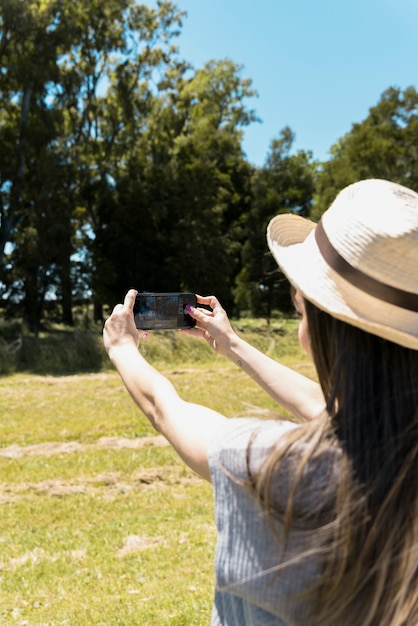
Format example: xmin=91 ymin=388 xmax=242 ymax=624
xmin=133 ymin=292 xmax=197 ymax=330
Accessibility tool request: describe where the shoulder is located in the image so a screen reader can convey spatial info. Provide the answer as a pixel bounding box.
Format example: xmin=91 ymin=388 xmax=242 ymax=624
xmin=208 ymin=416 xmax=341 ymax=521
xmin=208 ymin=417 xmax=300 ymax=481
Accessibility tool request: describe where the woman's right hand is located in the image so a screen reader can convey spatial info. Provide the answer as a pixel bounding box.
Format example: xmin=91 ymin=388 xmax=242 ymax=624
xmin=182 ymin=295 xmax=237 ymax=358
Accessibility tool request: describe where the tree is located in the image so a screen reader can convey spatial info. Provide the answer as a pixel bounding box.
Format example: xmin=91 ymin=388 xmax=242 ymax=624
xmin=165 ymin=60 xmax=256 ymax=311
xmin=313 ymin=86 xmax=418 ymax=220
xmin=62 ymin=0 xmax=186 ymax=320
xmin=235 ymin=127 xmax=316 ymax=316
xmin=0 ymin=0 xmax=80 ymax=328
xmin=90 ymin=59 xmax=257 ymax=314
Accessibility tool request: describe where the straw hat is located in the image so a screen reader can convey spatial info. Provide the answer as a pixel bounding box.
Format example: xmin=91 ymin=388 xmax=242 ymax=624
xmin=267 ymin=179 xmax=418 ymax=350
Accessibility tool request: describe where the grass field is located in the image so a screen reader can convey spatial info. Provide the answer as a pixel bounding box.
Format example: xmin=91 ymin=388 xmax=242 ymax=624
xmin=0 ymin=319 xmax=315 ymax=625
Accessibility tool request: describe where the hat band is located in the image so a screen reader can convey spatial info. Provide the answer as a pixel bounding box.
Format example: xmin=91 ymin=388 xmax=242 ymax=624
xmin=315 ymin=220 xmax=418 ymax=312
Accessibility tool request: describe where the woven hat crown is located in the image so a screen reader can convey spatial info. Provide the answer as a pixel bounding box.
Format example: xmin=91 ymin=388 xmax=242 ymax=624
xmin=322 ymin=180 xmax=418 ymax=297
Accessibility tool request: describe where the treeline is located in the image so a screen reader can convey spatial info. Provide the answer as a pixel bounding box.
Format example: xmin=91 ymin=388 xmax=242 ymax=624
xmin=1 ymin=0 xmax=417 ymax=332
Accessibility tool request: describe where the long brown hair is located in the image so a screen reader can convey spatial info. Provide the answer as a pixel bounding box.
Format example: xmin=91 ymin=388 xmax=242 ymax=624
xmin=251 ymin=299 xmax=418 ymax=625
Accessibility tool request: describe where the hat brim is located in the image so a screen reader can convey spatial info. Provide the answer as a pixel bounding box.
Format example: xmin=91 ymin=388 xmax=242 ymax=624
xmin=267 ymin=213 xmax=418 ymax=350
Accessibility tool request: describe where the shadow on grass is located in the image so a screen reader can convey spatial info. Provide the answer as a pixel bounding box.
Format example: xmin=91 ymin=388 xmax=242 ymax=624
xmin=0 ymin=330 xmax=106 ymax=376
xmin=0 ymin=314 xmax=303 ymax=376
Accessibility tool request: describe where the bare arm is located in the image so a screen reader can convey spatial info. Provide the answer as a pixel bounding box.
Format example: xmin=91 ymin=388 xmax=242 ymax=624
xmin=183 ymin=295 xmax=325 ymax=422
xmin=103 ymin=290 xmax=227 ymax=482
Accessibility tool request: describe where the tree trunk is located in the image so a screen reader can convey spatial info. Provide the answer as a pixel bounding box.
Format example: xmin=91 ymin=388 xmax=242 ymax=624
xmin=93 ymin=299 xmax=103 ymax=322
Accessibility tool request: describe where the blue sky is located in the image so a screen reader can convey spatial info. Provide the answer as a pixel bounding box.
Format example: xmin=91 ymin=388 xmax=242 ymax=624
xmin=171 ymin=0 xmax=418 ymax=165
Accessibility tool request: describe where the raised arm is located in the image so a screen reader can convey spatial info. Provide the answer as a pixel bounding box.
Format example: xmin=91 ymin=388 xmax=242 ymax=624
xmin=184 ymin=295 xmax=325 ymax=422
xmin=103 ymin=290 xmax=227 ymax=482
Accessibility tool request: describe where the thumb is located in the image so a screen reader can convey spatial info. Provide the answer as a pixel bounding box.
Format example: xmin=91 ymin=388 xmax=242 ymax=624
xmin=124 ymin=289 xmax=138 ymax=310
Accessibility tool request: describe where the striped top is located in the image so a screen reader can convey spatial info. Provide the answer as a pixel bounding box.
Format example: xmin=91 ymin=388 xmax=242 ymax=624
xmin=208 ymin=418 xmax=339 ymax=626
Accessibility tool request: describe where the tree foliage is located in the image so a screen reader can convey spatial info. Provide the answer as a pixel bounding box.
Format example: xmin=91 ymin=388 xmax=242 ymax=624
xmin=0 ymin=0 xmax=186 ymax=328
xmin=235 ymin=127 xmax=316 ymax=316
xmin=1 ymin=1 xmax=417 ymax=333
xmin=314 ymin=86 xmax=418 ymax=219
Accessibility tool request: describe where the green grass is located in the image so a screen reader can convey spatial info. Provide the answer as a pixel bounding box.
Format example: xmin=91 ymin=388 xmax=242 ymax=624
xmin=0 ymin=317 xmax=315 ymax=624
xmin=0 ymin=444 xmax=216 ymax=625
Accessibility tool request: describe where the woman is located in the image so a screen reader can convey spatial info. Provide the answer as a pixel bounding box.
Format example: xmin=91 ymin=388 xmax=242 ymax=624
xmin=103 ymin=179 xmax=418 ymax=625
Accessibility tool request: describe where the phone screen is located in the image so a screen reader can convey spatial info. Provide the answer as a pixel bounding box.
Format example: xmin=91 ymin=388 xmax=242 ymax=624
xmin=133 ymin=293 xmax=197 ymax=330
